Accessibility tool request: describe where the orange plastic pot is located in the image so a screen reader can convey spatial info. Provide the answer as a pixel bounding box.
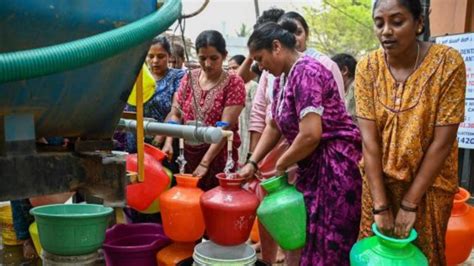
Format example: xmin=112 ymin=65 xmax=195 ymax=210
xmin=126 ymin=144 xmax=170 ymax=213
xmin=200 ymin=173 xmax=259 ymax=246
xmin=250 ymin=218 xmax=260 ymax=243
xmin=159 ymin=174 xmax=205 ymax=242
xmin=156 ymin=242 xmax=195 ymax=266
xmin=445 ymin=187 xmax=474 ymax=265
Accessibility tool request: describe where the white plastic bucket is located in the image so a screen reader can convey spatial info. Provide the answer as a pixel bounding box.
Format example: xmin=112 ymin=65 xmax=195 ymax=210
xmin=192 ymin=241 xmax=257 ymax=266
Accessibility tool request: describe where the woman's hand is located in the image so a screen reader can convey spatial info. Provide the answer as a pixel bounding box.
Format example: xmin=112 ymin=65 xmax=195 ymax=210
xmin=239 ymin=163 xmax=257 ymax=181
xmin=394 ymin=201 xmax=417 ymax=238
xmin=275 ymin=160 xmax=287 ymax=177
xmin=393 ymin=209 xmax=416 ymax=238
xmin=151 ymin=135 xmax=165 ymax=147
xmin=374 ymin=209 xmax=395 ymax=237
xmin=193 ymin=163 xmax=209 ymax=177
xmin=161 ymin=142 xmax=174 ymax=161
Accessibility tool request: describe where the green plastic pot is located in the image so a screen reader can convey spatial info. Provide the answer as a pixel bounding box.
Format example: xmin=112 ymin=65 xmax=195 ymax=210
xmin=30 ymin=204 xmax=113 ymax=256
xmin=163 ymin=166 xmax=173 ymax=188
xmin=350 ymin=224 xmax=428 ymax=265
xmin=256 ymin=174 xmax=306 ymax=250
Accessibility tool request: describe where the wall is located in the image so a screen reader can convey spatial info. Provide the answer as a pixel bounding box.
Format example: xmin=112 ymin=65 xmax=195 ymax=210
xmin=430 ymin=0 xmax=471 ymax=37
xmin=431 ymin=0 xmax=474 ymax=193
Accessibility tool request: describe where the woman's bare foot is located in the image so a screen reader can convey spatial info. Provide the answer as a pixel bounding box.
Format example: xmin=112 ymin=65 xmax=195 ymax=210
xmin=22 ymin=238 xmax=38 ymax=260
xmin=275 ymin=247 xmax=285 ymax=263
xmin=251 ymin=241 xmax=261 ymax=252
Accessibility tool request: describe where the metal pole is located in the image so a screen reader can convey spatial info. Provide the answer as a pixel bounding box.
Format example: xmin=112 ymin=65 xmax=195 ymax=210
xmin=254 ymin=0 xmax=260 ymax=19
xmin=421 ymin=0 xmax=431 ymax=41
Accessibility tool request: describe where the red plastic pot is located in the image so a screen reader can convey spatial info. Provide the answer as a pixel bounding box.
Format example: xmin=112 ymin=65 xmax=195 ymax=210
xmin=200 ymin=173 xmax=259 ymax=246
xmin=126 ymin=144 xmax=170 ymax=213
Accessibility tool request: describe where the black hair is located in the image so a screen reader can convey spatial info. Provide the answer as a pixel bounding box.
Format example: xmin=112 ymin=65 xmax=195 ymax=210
xmin=373 ymin=0 xmax=422 ymax=20
xmin=150 ymin=35 xmax=171 ymax=54
xmin=278 ymin=11 xmax=309 ymax=36
xmin=248 ymin=22 xmax=297 ymax=51
xmin=254 ymin=8 xmax=285 ymax=29
xmin=373 ymin=0 xmax=423 ymax=35
xmin=195 ymin=30 xmax=227 ymax=56
xmin=332 ymin=53 xmax=357 ymax=79
xmin=229 ymin=54 xmax=246 ymax=66
xmin=171 ymin=43 xmax=185 ymax=59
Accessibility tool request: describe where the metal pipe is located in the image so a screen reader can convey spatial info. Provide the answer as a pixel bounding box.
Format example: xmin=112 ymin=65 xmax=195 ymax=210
xmin=118 ymin=119 xmax=223 ymax=144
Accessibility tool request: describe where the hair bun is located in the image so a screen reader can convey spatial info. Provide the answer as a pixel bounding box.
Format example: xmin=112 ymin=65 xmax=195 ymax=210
xmin=279 ymin=19 xmax=298 ymax=34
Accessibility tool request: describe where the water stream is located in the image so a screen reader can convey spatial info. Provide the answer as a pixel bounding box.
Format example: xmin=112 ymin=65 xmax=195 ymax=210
xmin=175 ymin=139 xmax=187 ymax=174
xmin=223 ymin=136 xmax=236 ymax=179
xmin=223 ymin=150 xmax=234 ymax=177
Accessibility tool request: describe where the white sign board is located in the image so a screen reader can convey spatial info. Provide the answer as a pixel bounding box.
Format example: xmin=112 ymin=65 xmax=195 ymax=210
xmin=436 ymin=33 xmax=474 ymax=149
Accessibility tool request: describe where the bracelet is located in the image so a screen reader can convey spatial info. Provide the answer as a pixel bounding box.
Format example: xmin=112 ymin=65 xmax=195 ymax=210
xmin=199 ymin=163 xmax=209 ymax=168
xmin=400 ymin=203 xmax=418 ymax=213
xmin=246 ymin=152 xmax=253 ymax=161
xmin=372 ymin=205 xmax=391 ymax=215
xmin=246 ymin=159 xmax=259 ymax=171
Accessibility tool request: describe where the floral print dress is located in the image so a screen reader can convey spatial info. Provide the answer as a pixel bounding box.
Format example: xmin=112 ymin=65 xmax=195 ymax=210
xmin=355 ymin=44 xmax=466 ymax=266
xmin=176 ymin=69 xmax=245 ymax=191
xmin=272 ymin=55 xmax=362 ymax=265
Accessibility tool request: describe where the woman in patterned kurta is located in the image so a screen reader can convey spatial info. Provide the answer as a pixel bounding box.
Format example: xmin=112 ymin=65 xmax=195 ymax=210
xmin=240 ymin=22 xmax=362 ymax=266
xmin=356 ymin=1 xmax=466 ymax=265
xmin=163 ymin=30 xmax=245 ymax=191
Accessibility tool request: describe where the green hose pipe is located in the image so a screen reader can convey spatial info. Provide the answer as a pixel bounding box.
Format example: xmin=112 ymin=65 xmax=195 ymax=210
xmin=0 ymin=0 xmax=181 ymax=83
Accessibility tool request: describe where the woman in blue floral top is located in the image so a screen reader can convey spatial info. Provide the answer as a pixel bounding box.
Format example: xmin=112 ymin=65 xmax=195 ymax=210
xmin=118 ymin=36 xmax=185 ymax=223
xmin=124 ymin=36 xmax=185 ymax=153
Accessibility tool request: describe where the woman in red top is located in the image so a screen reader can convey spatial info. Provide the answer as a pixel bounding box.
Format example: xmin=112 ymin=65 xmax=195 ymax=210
xmin=163 ymin=30 xmax=245 ymax=191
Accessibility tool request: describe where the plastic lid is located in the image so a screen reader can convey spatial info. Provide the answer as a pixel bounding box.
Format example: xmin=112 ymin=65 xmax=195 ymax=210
xmin=215 ymin=121 xmax=230 ymax=128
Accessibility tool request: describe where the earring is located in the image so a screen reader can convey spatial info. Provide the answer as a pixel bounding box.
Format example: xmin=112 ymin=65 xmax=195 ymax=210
xmin=417 ymin=28 xmax=422 ymax=34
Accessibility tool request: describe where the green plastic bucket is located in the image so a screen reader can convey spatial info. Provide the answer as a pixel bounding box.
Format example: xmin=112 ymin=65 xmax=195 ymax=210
xmin=30 ymin=204 xmax=113 ymax=256
xmin=192 ymin=241 xmax=256 ymax=266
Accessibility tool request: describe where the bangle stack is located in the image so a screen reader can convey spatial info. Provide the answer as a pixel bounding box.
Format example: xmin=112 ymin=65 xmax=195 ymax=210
xmin=246 ymin=159 xmax=258 ymax=171
xmin=246 ymin=152 xmax=253 ymax=161
xmin=400 ymin=203 xmax=418 ymax=213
